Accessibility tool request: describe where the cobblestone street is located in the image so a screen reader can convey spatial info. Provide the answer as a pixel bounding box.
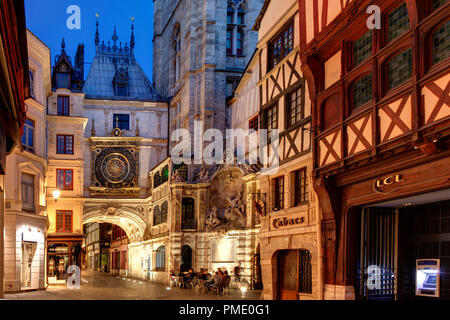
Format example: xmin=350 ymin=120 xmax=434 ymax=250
xmin=5 ymin=272 xmax=261 ymax=300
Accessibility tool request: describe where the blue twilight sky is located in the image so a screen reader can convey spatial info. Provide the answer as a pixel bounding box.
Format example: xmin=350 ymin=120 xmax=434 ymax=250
xmin=25 ymin=0 xmax=154 ymax=81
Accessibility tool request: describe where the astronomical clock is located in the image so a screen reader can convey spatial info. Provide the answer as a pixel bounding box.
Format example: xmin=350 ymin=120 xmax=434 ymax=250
xmin=89 ymin=132 xmax=140 ymax=197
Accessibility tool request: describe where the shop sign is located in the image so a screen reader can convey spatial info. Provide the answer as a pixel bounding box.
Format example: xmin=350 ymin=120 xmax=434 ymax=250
xmin=48 ymin=246 xmax=69 ymax=253
xmin=271 ymin=215 xmax=306 ymax=229
xmin=374 ymin=174 xmax=405 ymax=194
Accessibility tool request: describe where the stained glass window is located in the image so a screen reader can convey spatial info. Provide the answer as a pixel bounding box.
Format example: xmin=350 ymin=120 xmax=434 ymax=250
xmin=353 ymin=31 xmax=372 ymax=67
xmin=352 ymin=74 xmax=373 ymax=109
xmin=387 ymin=49 xmax=412 ymax=90
xmin=388 ymin=3 xmax=410 ymax=42
xmin=432 ymin=21 xmax=450 ymax=65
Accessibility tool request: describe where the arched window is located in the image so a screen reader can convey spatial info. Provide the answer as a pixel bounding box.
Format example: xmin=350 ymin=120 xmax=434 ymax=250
xmin=226 ymin=1 xmax=246 ymax=56
xmin=153 ymin=172 xmax=162 ymax=188
xmin=237 ymin=6 xmax=245 ymax=25
xmin=155 ymin=246 xmax=166 ymax=271
xmin=153 ymin=205 xmax=161 ymax=226
xmin=161 ymin=165 xmax=169 ymax=183
xmin=181 ymin=198 xmax=195 ymax=230
xmin=173 ymin=27 xmax=181 ymax=82
xmin=161 ymin=201 xmax=168 ymax=224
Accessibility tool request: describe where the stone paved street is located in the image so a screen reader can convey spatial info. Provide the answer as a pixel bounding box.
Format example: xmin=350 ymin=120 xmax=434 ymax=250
xmin=5 ymin=271 xmax=261 ymax=300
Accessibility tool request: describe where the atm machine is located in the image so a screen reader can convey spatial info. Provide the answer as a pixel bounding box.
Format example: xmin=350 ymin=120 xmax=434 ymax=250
xmin=416 ymin=259 xmax=440 ymax=298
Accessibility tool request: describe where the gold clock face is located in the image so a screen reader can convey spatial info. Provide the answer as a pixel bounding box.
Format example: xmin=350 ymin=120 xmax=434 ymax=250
xmin=94 ymin=148 xmax=137 ymax=187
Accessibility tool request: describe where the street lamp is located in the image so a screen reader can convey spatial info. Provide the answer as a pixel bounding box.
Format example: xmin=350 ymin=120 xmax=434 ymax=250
xmin=46 ymin=187 xmax=61 ymax=202
xmin=52 ymin=189 xmax=61 ymax=201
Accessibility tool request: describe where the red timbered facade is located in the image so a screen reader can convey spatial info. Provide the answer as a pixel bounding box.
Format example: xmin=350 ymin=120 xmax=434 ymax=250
xmin=299 ymin=0 xmax=450 ymax=299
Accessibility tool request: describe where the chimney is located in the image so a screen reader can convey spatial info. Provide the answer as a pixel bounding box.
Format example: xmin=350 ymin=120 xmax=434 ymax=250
xmin=75 ymin=44 xmax=85 ymax=80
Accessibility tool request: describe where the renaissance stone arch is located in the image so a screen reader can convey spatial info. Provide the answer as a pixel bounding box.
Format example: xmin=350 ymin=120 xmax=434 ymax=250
xmin=83 ymin=205 xmax=148 ymax=243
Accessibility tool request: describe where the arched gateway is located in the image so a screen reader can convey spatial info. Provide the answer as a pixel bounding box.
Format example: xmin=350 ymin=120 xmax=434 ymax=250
xmin=83 ymin=205 xmax=147 ymax=243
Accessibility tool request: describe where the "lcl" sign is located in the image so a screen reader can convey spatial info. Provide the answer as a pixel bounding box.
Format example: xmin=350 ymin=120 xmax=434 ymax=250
xmin=375 ymin=174 xmax=405 ymax=188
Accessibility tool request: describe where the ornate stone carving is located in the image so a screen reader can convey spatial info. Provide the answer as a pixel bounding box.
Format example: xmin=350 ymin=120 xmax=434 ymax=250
xmin=99 ymin=206 xmax=121 ymax=216
xmin=205 ymin=206 xmax=223 ymax=231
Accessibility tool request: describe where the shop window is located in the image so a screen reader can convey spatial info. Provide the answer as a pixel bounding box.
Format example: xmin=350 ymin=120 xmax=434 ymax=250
xmin=293 ymin=168 xmax=308 ymax=206
xmin=388 ymin=3 xmax=410 ymax=42
xmin=249 ymin=115 xmax=259 ymax=131
xmin=352 ymin=73 xmax=373 ymax=110
xmin=21 ymin=173 xmax=35 ymax=213
xmin=432 ymin=21 xmax=449 ymax=65
xmin=353 ymin=31 xmax=372 ymax=67
xmin=182 ymin=198 xmax=195 ymax=230
xmin=57 ymin=135 xmax=74 ymax=154
xmin=265 ymin=104 xmax=278 ymax=138
xmin=21 ymin=118 xmax=35 ymax=153
xmin=113 ymin=114 xmax=130 ymax=131
xmin=155 ymin=246 xmax=166 ymax=271
xmin=56 ymin=169 xmax=73 ymax=190
xmin=56 ymin=210 xmax=72 ymax=232
xmin=387 ymin=48 xmax=412 ymax=91
xmin=272 ymin=176 xmax=284 ymax=210
xmin=287 ymin=84 xmax=305 ymax=128
xmin=269 ymin=22 xmax=294 ymax=70
xmin=299 ymin=250 xmax=312 ymax=294
xmin=57 ymin=96 xmax=70 ymax=116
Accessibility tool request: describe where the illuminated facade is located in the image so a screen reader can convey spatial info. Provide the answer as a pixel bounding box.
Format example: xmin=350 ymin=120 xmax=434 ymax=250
xmin=4 ymin=30 xmax=50 ymax=292
xmin=250 ymin=0 xmax=318 ymax=300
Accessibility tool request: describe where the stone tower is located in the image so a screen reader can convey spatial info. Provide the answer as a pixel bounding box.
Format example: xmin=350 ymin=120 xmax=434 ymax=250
xmin=153 ymin=0 xmax=265 ymax=153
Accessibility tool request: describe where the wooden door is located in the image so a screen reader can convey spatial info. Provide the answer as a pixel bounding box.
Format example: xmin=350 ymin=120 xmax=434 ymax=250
xmin=278 ymin=250 xmax=299 ymax=300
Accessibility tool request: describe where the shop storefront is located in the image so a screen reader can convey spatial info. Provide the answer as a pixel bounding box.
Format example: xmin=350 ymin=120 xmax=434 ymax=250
xmin=334 ymin=155 xmax=450 ymax=300
xmin=47 ymin=235 xmax=83 ymax=283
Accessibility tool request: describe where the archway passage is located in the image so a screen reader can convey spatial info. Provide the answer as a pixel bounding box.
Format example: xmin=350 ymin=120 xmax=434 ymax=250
xmin=83 ymin=222 xmax=129 ymax=276
xmin=83 ymin=206 xmax=147 ymax=243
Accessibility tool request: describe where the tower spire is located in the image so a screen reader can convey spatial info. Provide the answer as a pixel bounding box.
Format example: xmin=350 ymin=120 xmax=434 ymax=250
xmin=112 ymin=26 xmax=119 ymax=52
xmin=95 ymin=13 xmax=100 ymax=50
xmin=130 ymin=17 xmax=135 ymax=56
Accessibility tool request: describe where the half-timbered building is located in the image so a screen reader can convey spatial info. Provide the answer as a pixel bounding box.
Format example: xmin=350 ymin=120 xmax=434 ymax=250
xmin=298 ymin=0 xmax=450 ymax=300
xmin=252 ymin=0 xmax=318 ymax=300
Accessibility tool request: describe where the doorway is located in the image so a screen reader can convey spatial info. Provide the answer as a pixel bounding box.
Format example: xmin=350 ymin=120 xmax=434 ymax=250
xmin=277 ymin=249 xmax=312 ymax=300
xmin=180 ymin=245 xmax=192 ymax=272
xmin=355 ymin=199 xmax=450 ymax=300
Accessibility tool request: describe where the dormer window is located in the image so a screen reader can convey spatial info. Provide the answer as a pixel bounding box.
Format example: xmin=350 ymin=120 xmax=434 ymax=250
xmin=56 ymin=72 xmax=70 ymax=89
xmin=116 ymin=84 xmax=128 ymax=96
xmin=113 ymin=67 xmax=130 ymax=96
